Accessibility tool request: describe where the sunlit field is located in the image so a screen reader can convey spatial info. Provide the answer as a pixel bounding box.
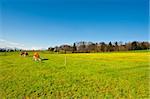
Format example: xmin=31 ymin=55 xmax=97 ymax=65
xmin=0 ymin=51 xmax=149 ymax=98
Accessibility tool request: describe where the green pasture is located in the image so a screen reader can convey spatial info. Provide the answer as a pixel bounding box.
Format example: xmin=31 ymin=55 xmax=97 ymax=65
xmin=0 ymin=51 xmax=149 ymax=98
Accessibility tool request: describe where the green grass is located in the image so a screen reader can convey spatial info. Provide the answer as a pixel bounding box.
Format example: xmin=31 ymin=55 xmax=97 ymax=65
xmin=0 ymin=51 xmax=149 ymax=98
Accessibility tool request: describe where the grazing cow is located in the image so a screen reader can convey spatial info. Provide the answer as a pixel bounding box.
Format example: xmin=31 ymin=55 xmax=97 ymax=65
xmin=20 ymin=51 xmax=28 ymax=57
xmin=33 ymin=52 xmax=41 ymax=61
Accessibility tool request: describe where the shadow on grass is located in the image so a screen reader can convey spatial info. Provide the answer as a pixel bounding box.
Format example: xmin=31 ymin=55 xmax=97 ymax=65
xmin=41 ymin=58 xmax=49 ymax=61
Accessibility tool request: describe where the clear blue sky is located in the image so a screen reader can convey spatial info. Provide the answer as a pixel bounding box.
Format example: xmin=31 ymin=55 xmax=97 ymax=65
xmin=0 ymin=0 xmax=149 ymax=49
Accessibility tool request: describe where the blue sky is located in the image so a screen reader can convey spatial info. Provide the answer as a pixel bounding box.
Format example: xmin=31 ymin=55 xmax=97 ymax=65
xmin=0 ymin=0 xmax=149 ymax=49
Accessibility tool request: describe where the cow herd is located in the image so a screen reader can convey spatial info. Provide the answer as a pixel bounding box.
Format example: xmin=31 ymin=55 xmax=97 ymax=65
xmin=20 ymin=51 xmax=41 ymax=62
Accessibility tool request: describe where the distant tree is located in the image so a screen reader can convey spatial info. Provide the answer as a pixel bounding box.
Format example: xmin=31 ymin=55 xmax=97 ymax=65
xmin=108 ymin=42 xmax=114 ymax=52
xmin=125 ymin=42 xmax=132 ymax=50
xmin=54 ymin=46 xmax=59 ymax=52
xmin=140 ymin=42 xmax=150 ymax=49
xmin=73 ymin=43 xmax=77 ymax=53
xmin=114 ymin=42 xmax=119 ymax=51
xmin=59 ymin=45 xmax=73 ymax=53
xmin=131 ymin=41 xmax=141 ymax=50
xmin=0 ymin=48 xmax=6 ymax=52
xmin=95 ymin=43 xmax=99 ymax=52
xmin=100 ymin=42 xmax=107 ymax=52
xmin=118 ymin=41 xmax=124 ymax=51
xmin=87 ymin=42 xmax=96 ymax=53
xmin=48 ymin=47 xmax=54 ymax=51
xmin=76 ymin=41 xmax=87 ymax=52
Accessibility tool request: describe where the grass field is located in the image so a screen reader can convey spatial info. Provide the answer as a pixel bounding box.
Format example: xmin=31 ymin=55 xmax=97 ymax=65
xmin=0 ymin=51 xmax=149 ymax=98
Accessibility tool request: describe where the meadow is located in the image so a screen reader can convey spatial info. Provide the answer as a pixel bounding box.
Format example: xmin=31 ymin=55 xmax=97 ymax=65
xmin=0 ymin=51 xmax=149 ymax=98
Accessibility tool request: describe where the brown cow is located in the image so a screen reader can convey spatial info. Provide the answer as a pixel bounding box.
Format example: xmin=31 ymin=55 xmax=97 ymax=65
xmin=33 ymin=52 xmax=41 ymax=61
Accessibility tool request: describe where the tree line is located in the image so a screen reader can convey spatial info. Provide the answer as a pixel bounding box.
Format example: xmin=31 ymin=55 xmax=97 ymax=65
xmin=48 ymin=41 xmax=150 ymax=53
xmin=0 ymin=41 xmax=149 ymax=52
xmin=0 ymin=48 xmax=20 ymax=52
